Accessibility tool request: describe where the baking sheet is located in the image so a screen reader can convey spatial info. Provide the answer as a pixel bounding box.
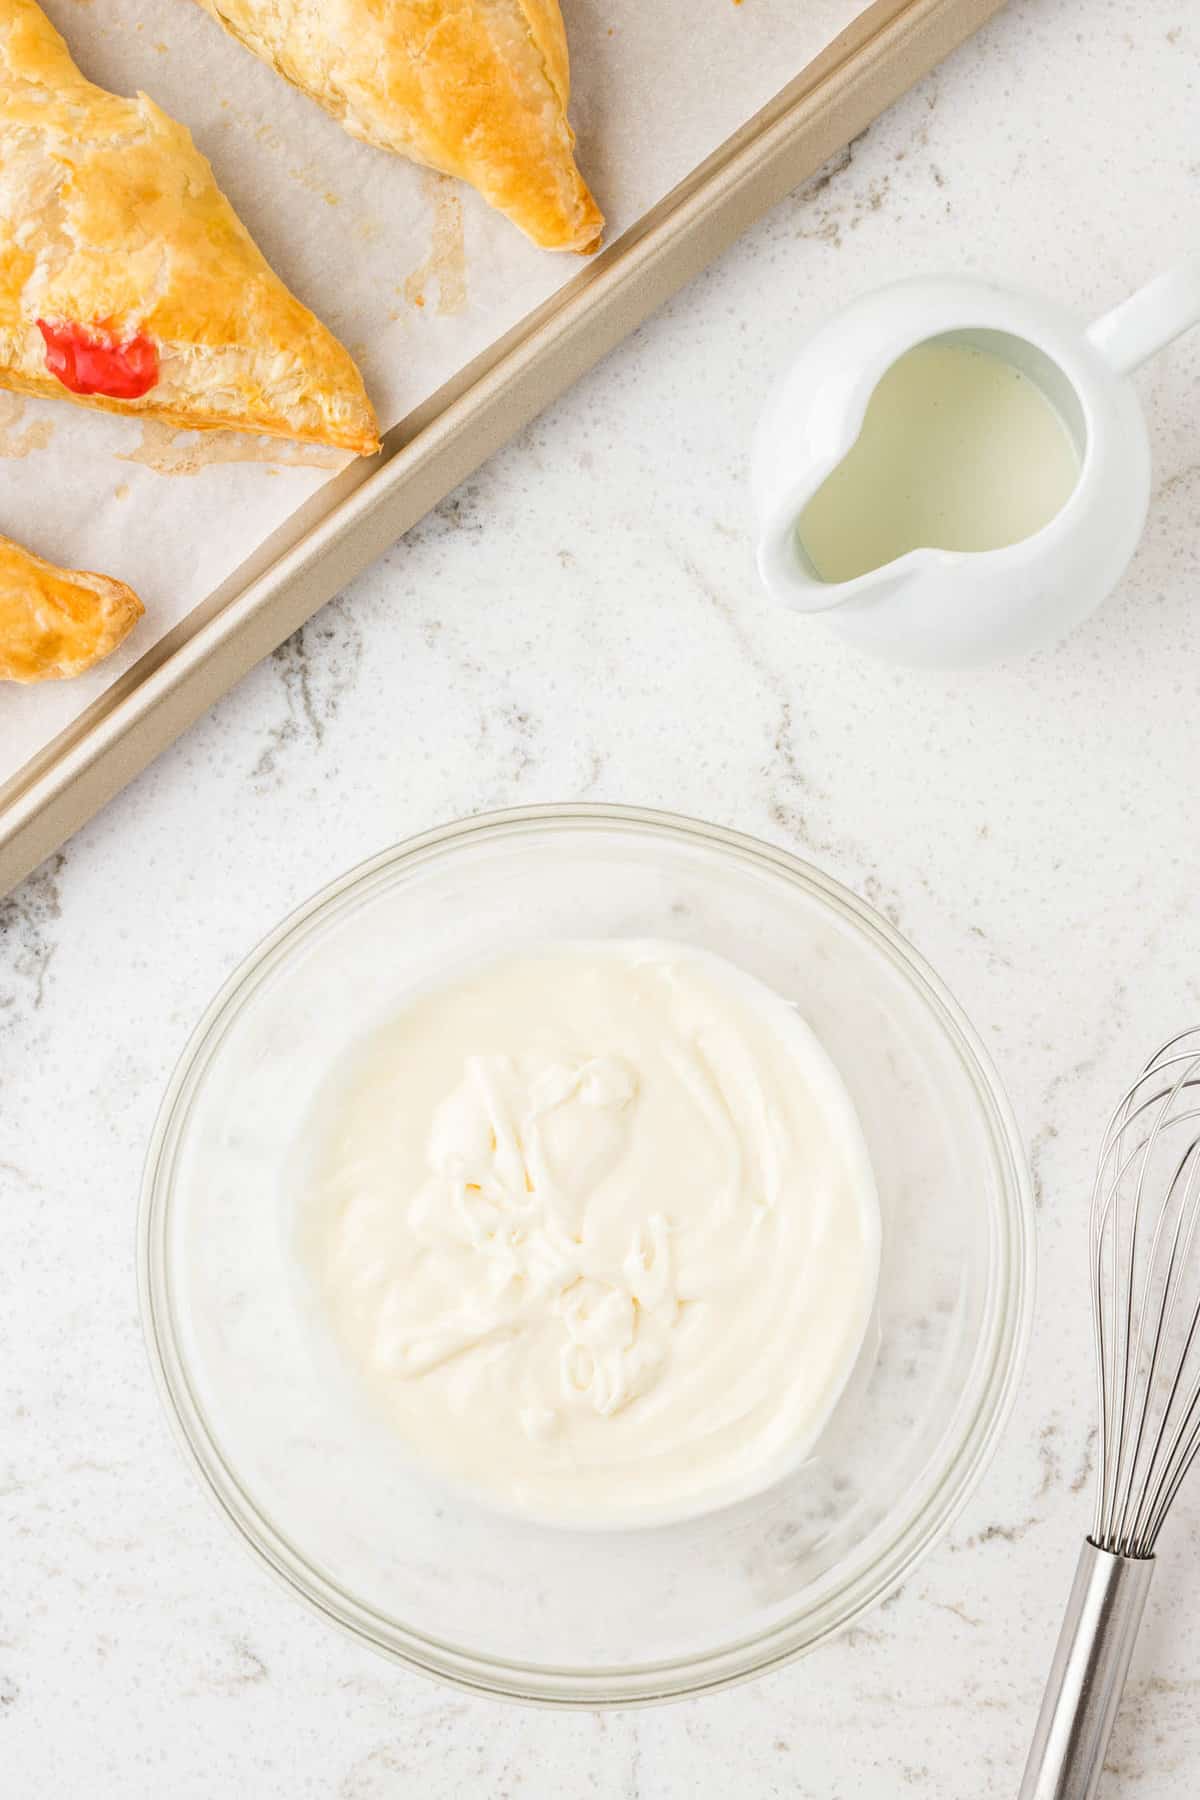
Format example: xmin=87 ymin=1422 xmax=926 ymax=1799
xmin=0 ymin=0 xmax=873 ymax=782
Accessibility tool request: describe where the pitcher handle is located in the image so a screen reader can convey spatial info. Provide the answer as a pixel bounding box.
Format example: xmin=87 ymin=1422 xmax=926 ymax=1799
xmin=1086 ymin=257 xmax=1200 ymax=376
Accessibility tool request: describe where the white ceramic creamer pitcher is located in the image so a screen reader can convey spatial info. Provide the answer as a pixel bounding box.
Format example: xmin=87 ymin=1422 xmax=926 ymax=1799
xmin=751 ymin=263 xmax=1200 ymax=666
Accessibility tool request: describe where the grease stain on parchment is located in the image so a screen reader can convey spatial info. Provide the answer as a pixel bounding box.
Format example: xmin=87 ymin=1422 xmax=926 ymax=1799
xmin=0 ymin=394 xmax=53 ymax=460
xmin=403 ymin=172 xmax=467 ymax=316
xmin=114 ymin=421 xmax=348 ymax=478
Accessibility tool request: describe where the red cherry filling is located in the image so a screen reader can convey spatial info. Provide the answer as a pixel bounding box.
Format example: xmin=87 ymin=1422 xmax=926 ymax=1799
xmin=36 ymin=319 xmax=159 ymax=400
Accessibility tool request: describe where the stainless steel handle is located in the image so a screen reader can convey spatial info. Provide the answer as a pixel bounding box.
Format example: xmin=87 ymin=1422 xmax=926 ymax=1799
xmin=1019 ymin=1541 xmax=1154 ymax=1799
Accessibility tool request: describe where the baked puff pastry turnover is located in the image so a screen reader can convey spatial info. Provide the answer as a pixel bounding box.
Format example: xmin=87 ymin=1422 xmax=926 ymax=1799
xmin=193 ymin=0 xmax=603 ymax=254
xmin=0 ymin=0 xmax=378 ymax=453
xmin=0 ymin=531 xmax=142 ymax=682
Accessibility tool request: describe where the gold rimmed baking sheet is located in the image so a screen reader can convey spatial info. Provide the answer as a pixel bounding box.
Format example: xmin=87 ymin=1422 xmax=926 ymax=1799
xmin=0 ymin=0 xmax=1006 ymax=893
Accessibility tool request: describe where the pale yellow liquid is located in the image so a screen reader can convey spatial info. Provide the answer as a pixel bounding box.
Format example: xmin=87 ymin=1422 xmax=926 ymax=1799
xmin=797 ymin=343 xmax=1081 ymax=583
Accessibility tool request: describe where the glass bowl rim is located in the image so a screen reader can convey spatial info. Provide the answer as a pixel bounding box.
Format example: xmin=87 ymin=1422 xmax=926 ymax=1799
xmin=138 ymin=802 xmax=1035 ymax=1707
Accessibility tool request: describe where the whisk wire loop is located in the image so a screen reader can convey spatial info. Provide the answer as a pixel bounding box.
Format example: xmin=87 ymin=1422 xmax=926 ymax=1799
xmin=1124 ymin=1140 xmax=1200 ymax=1548
xmin=1090 ymin=1031 xmax=1200 ymax=1559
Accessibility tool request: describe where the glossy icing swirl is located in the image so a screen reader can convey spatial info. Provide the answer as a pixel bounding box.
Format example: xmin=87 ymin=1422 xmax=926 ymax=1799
xmin=301 ymin=942 xmax=880 ymax=1525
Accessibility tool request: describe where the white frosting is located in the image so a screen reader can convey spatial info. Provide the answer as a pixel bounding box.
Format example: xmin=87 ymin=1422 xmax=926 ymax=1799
xmin=299 ymin=941 xmax=880 ymax=1525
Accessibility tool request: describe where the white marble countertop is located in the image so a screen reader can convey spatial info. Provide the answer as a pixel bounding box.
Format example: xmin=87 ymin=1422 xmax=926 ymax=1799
xmin=4 ymin=0 xmax=1200 ymax=1791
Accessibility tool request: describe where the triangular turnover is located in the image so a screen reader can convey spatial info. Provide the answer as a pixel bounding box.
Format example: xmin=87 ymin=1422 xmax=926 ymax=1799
xmin=193 ymin=0 xmax=603 ymax=253
xmin=0 ymin=0 xmax=378 ymax=452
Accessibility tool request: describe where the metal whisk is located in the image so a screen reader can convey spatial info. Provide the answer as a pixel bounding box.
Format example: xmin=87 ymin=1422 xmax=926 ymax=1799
xmin=1021 ymin=1029 xmax=1200 ymax=1798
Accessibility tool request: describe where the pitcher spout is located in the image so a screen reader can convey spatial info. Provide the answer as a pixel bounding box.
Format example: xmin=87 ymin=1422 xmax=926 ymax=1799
xmin=755 ymin=501 xmax=931 ymax=616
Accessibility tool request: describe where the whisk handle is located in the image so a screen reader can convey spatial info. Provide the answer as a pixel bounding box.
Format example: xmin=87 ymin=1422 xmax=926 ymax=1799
xmin=1019 ymin=1540 xmax=1154 ymax=1799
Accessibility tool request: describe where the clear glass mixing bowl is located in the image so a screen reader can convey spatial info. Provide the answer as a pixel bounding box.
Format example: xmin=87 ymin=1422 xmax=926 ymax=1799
xmin=140 ymin=805 xmax=1033 ymax=1704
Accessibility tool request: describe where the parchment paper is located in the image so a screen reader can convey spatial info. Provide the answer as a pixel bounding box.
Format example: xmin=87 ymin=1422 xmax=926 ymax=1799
xmin=1 ymin=0 xmax=870 ymax=781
